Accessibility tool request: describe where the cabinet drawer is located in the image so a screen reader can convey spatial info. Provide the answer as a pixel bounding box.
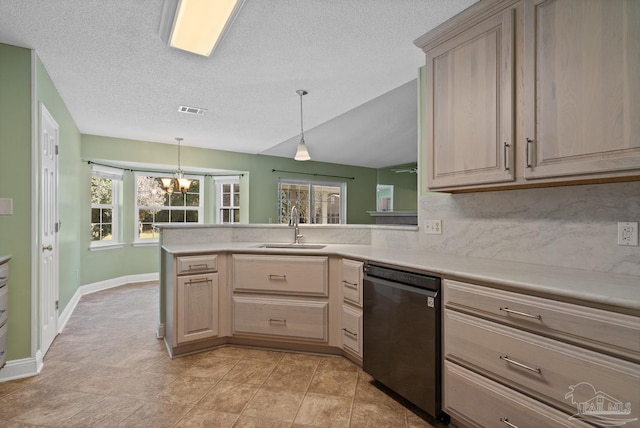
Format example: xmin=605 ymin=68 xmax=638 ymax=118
xmin=0 ymin=323 xmax=7 ymax=369
xmin=444 ymin=279 xmax=640 ymax=360
xmin=176 ymin=254 xmax=217 ymax=275
xmin=341 ymin=259 xmax=363 ymax=306
xmin=444 ymin=361 xmax=589 ymax=428
xmin=0 ymin=285 xmax=7 ymax=327
xmin=342 ymin=304 xmax=362 ymax=356
xmin=232 ymin=254 xmax=328 ymax=296
xmin=0 ymin=262 xmax=8 ymax=287
xmin=232 ymin=297 xmax=327 ymax=341
xmin=445 ymin=310 xmax=640 ymax=415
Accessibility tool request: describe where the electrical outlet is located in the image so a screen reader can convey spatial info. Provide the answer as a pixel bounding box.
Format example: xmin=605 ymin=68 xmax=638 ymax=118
xmin=618 ymin=222 xmax=638 ymax=246
xmin=424 ymin=219 xmax=442 ymax=235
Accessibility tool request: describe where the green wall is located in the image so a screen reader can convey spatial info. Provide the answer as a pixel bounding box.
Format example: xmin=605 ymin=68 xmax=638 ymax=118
xmin=377 ymin=163 xmax=418 ymax=211
xmin=0 ymin=44 xmax=33 ymax=360
xmin=80 ymin=135 xmax=378 ymax=285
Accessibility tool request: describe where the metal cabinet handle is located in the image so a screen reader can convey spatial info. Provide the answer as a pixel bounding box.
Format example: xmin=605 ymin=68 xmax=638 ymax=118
xmin=342 ymin=328 xmax=358 ymax=338
xmin=342 ymin=280 xmax=358 ymax=289
xmin=42 ymin=245 xmax=53 ymax=252
xmin=499 ymin=355 xmax=541 ymax=374
xmin=500 ymin=417 xmax=519 ymax=428
xmin=268 ymin=318 xmax=287 ymax=324
xmin=503 ymin=142 xmax=511 ymax=171
xmin=188 ymin=263 xmax=209 ymax=270
xmin=268 ymin=274 xmax=287 ymax=280
xmin=500 ymin=307 xmax=541 ymax=320
xmin=185 ymin=278 xmax=211 ymax=285
xmin=526 ymin=138 xmax=534 ymax=168
xmin=0 ymin=277 xmax=6 ymax=280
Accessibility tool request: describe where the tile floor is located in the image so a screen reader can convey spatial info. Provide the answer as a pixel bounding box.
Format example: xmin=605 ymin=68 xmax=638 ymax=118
xmin=0 ymin=282 xmax=446 ymax=427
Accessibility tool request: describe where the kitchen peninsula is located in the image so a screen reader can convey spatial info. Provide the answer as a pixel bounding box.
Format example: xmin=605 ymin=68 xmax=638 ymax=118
xmin=159 ymin=223 xmax=639 ymax=427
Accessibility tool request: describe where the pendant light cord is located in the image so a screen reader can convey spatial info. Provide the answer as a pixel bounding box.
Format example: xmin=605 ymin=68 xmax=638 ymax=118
xmin=299 ymin=92 xmax=305 ymax=141
xmin=176 ymin=137 xmax=183 ymax=172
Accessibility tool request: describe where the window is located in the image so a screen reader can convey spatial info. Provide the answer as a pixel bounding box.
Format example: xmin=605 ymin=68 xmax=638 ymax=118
xmin=135 ymin=172 xmax=203 ymax=241
xmin=215 ymin=176 xmax=241 ymax=224
xmin=90 ymin=166 xmax=123 ymax=249
xmin=279 ymin=179 xmax=345 ymax=225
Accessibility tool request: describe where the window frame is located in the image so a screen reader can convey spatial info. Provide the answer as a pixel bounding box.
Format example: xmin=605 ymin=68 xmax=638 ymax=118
xmin=278 ymin=178 xmax=346 ymax=225
xmin=134 ymin=171 xmax=204 ymax=244
xmin=90 ymin=165 xmax=124 ymax=250
xmin=214 ymin=176 xmax=241 ymax=224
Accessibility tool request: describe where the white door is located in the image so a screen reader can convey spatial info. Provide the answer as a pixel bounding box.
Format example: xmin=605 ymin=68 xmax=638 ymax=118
xmin=40 ymin=104 xmax=59 ymax=356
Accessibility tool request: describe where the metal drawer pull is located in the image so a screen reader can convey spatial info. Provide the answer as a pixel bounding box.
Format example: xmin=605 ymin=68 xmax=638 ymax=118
xmin=500 ymin=417 xmax=519 ymax=428
xmin=0 ymin=277 xmax=6 ymax=280
xmin=268 ymin=318 xmax=287 ymax=324
xmin=189 ymin=263 xmax=209 ymax=269
xmin=342 ymin=328 xmax=358 ymax=338
xmin=42 ymin=245 xmax=53 ymax=252
xmin=186 ymin=278 xmax=211 ymax=285
xmin=499 ymin=355 xmax=541 ymax=374
xmin=342 ymin=280 xmax=358 ymax=288
xmin=500 ymin=307 xmax=541 ymax=320
xmin=268 ymin=274 xmax=287 ymax=280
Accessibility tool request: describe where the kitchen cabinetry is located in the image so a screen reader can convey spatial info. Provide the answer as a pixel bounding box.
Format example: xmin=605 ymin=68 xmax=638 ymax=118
xmin=164 ymin=253 xmax=221 ymax=356
xmin=423 ymin=7 xmax=515 ymax=189
xmin=231 ymin=254 xmax=329 ymax=343
xmin=415 ymin=0 xmax=640 ymax=192
xmin=442 ymin=278 xmax=640 ymax=428
xmin=340 ymin=258 xmax=364 ymax=360
xmin=0 ymin=257 xmax=9 ymax=369
xmin=523 ymin=0 xmax=640 ymax=180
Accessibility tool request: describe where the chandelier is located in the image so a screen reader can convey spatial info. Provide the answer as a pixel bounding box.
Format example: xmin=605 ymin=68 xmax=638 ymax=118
xmin=161 ymin=137 xmax=192 ymax=194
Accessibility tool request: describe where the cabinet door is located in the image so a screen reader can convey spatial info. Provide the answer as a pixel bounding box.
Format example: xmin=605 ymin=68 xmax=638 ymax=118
xmin=425 ymin=8 xmax=515 ymax=189
xmin=176 ymin=273 xmax=218 ymax=344
xmin=524 ymin=0 xmax=640 ymax=179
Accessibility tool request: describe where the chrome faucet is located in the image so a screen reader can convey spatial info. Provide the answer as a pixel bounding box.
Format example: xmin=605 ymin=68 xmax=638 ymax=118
xmin=289 ymin=205 xmax=303 ymax=244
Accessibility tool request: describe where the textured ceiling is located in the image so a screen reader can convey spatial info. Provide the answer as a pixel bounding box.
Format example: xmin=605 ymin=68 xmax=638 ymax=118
xmin=0 ymin=0 xmax=477 ymax=168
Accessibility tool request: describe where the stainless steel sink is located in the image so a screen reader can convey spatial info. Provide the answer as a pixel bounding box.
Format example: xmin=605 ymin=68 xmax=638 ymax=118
xmin=256 ymin=243 xmax=326 ymax=249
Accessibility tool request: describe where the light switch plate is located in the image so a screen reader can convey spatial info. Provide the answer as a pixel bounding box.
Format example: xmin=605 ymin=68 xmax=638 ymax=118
xmin=0 ymin=198 xmax=13 ymax=215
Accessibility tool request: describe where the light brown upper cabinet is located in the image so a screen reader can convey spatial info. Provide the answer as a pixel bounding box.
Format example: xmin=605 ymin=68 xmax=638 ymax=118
xmin=523 ymin=0 xmax=640 ymax=180
xmin=423 ymin=8 xmax=515 ymax=189
xmin=416 ymin=0 xmax=640 ymax=192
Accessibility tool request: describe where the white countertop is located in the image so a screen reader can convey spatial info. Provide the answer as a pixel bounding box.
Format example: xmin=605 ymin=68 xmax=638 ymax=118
xmin=162 ymin=242 xmax=640 ymax=312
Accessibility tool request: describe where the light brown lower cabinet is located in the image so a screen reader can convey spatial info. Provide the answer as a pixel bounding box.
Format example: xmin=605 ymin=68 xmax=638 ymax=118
xmin=444 ymin=361 xmax=590 ymax=428
xmin=232 ymin=296 xmax=327 ymax=341
xmin=442 ymin=278 xmax=640 ymax=428
xmin=176 ymin=272 xmax=218 ymax=344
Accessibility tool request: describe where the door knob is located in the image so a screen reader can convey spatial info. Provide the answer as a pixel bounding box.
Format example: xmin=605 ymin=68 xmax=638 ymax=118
xmin=42 ymin=245 xmax=53 ymax=252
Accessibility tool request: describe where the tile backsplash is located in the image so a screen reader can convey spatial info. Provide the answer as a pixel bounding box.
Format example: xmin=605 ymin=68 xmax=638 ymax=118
xmin=410 ymin=181 xmax=639 ymax=276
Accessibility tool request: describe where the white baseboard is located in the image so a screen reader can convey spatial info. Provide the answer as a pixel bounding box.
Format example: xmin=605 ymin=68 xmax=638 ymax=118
xmin=0 ymin=273 xmax=158 ymax=383
xmin=0 ymin=350 xmax=43 ymax=382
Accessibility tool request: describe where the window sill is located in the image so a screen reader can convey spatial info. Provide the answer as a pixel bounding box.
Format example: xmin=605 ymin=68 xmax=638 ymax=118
xmin=89 ymin=243 xmax=125 ymax=252
xmin=132 ymin=241 xmax=159 ymax=248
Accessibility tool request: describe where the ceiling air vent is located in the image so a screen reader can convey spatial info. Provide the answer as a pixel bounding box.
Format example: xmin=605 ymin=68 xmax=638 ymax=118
xmin=178 ymin=105 xmax=207 ymax=115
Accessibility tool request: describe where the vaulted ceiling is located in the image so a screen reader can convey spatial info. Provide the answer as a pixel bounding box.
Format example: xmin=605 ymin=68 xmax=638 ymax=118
xmin=0 ymin=0 xmax=476 ymax=168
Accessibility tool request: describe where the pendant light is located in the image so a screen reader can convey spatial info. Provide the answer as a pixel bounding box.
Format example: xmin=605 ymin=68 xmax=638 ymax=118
xmin=294 ymin=89 xmax=311 ymax=161
xmin=161 ymin=137 xmax=192 ymax=195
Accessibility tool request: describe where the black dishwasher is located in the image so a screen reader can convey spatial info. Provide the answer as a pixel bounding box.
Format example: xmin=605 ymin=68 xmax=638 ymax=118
xmin=363 ymin=263 xmax=442 ymax=419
